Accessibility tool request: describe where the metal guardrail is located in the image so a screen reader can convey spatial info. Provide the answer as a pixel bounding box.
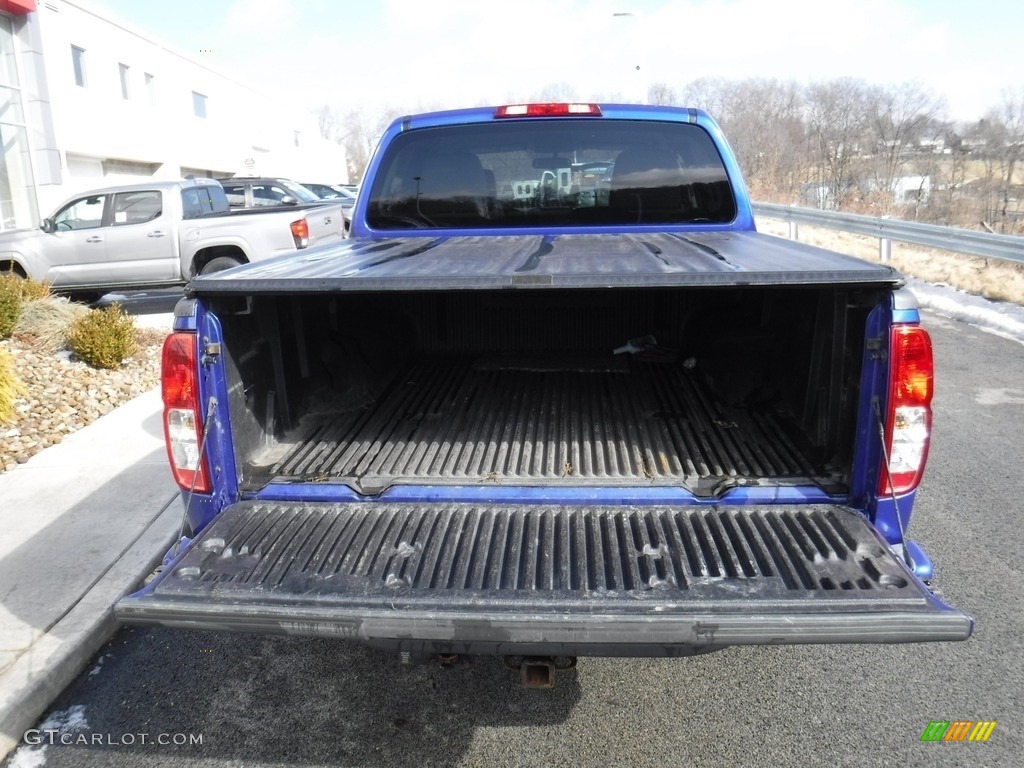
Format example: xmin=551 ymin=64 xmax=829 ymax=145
xmin=752 ymin=202 xmax=1024 ymax=266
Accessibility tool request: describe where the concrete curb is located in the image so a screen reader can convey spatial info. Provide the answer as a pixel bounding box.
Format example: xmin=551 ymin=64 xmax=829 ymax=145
xmin=0 ymin=495 xmax=180 ymax=761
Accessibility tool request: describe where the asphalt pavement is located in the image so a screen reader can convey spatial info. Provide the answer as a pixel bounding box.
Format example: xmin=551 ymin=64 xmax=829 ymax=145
xmin=92 ymin=288 xmax=183 ymax=315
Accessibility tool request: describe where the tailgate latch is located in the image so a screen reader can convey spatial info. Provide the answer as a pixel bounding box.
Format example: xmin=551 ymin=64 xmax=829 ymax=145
xmin=202 ymin=341 xmax=221 ymax=365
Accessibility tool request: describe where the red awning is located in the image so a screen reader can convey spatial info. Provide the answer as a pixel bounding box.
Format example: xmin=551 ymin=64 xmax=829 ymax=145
xmin=0 ymin=0 xmax=36 ymax=15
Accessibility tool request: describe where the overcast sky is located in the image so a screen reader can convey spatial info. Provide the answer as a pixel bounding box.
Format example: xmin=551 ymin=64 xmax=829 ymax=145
xmin=94 ymin=0 xmax=1023 ymax=124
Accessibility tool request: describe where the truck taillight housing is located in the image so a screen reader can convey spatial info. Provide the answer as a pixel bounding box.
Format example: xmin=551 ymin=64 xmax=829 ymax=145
xmin=162 ymin=332 xmax=211 ymax=493
xmin=494 ymin=103 xmax=603 ymax=118
xmin=290 ymin=218 xmax=309 ymax=249
xmin=880 ymin=325 xmax=933 ymax=496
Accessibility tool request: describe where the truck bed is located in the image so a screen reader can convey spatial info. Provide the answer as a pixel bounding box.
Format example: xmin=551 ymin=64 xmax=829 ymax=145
xmin=212 ymin=282 xmax=874 ymax=496
xmin=266 ymin=356 xmax=816 ymax=494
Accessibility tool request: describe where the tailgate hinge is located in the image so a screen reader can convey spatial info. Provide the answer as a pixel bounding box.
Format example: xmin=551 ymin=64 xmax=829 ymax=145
xmin=866 ymin=336 xmax=886 ymax=362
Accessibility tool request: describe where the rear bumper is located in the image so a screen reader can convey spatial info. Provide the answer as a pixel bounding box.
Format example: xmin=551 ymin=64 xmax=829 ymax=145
xmin=116 ymin=500 xmax=974 ymax=656
xmin=116 ymin=599 xmax=973 ymax=657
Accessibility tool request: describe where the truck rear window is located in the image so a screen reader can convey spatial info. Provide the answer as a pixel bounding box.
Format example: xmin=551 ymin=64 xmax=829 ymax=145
xmin=181 ymin=185 xmax=230 ymax=218
xmin=366 ymin=119 xmax=736 ymax=230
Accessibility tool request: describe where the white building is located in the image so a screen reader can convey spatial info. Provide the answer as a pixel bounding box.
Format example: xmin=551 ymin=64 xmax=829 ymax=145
xmin=891 ymin=175 xmax=932 ymax=204
xmin=0 ymin=0 xmax=347 ymax=229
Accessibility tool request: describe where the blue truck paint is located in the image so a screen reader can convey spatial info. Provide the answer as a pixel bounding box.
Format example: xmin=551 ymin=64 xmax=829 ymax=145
xmin=119 ymin=104 xmax=972 ymax=657
xmin=250 ymin=482 xmax=841 ymax=507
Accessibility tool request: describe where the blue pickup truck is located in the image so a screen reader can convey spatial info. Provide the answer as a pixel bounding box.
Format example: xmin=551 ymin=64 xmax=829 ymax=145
xmin=117 ymin=103 xmax=972 ymax=687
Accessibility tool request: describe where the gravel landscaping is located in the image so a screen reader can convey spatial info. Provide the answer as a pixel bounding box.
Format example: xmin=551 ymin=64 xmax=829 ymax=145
xmin=0 ymin=327 xmax=164 ymax=474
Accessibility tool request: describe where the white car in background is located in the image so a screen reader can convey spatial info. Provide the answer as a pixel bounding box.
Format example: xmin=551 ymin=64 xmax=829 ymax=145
xmin=0 ymin=178 xmax=346 ymax=291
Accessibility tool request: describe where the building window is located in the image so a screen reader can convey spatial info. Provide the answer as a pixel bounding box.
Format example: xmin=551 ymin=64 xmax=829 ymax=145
xmin=294 ymin=130 xmax=300 ymax=147
xmin=192 ymin=90 xmax=206 ymax=118
xmin=118 ymin=63 xmax=130 ymax=100
xmin=144 ymin=72 xmax=155 ymax=104
xmin=101 ymin=159 xmax=159 ymax=176
xmin=71 ymin=46 xmax=86 ymax=87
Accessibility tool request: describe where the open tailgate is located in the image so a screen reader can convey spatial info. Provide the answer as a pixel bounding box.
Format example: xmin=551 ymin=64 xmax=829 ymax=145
xmin=116 ymin=501 xmax=973 ymax=655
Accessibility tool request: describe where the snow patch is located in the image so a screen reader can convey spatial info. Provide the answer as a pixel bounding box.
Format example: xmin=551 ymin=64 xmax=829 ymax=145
xmin=40 ymin=704 xmax=89 ymax=733
xmin=908 ymin=277 xmax=1024 ymax=346
xmin=87 ymin=652 xmax=111 ymax=678
xmin=976 ymin=388 xmax=1024 ymax=406
xmin=132 ymin=312 xmax=174 ymax=331
xmin=7 ymin=745 xmax=48 ymax=768
xmin=7 ymin=705 xmax=89 ymax=768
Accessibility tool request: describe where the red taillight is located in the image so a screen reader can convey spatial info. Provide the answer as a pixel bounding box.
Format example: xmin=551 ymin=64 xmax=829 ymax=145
xmin=290 ymin=218 xmax=309 ymax=248
xmin=162 ymin=332 xmax=211 ymax=493
xmin=880 ymin=325 xmax=934 ymax=496
xmin=494 ymin=103 xmax=603 ymax=118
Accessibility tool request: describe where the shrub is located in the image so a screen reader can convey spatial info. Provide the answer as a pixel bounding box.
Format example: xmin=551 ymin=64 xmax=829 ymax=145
xmin=0 ymin=345 xmax=25 ymax=423
xmin=15 ymin=276 xmax=50 ymax=301
xmin=13 ymin=297 xmax=90 ymax=354
xmin=24 ymin=282 xmax=50 ymax=301
xmin=67 ymin=304 xmax=138 ymax=369
xmin=0 ymin=274 xmax=21 ymax=340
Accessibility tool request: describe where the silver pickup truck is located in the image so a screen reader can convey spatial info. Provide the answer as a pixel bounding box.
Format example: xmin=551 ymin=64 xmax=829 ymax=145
xmin=0 ymin=178 xmax=346 ymax=291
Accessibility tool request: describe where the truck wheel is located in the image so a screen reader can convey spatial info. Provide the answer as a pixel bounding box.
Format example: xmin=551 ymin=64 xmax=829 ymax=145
xmin=200 ymin=256 xmax=243 ymax=275
xmin=69 ymin=291 xmax=104 ymax=306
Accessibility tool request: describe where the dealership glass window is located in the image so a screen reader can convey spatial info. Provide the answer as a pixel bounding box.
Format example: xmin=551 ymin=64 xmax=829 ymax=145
xmin=119 ymin=63 xmax=130 ymax=100
xmin=0 ymin=121 xmax=37 ymax=230
xmin=0 ymin=83 xmax=24 ymax=124
xmin=0 ymin=18 xmax=38 ymax=233
xmin=192 ymin=90 xmax=206 ymax=118
xmin=71 ymin=46 xmax=86 ymax=87
xmin=0 ymin=15 xmax=17 ymax=88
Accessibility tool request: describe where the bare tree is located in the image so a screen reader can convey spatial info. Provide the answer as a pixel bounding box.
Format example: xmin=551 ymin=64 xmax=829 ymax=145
xmin=340 ymin=109 xmax=373 ymax=184
xmin=647 ymin=82 xmax=677 ymax=106
xmin=908 ymin=119 xmax=968 ymax=225
xmin=678 ymin=77 xmax=733 ymax=122
xmin=804 ymin=79 xmax=874 ymax=208
xmin=962 ymin=117 xmax=1001 ymax=224
xmin=315 ymin=106 xmax=401 ymax=184
xmin=710 ymin=79 xmax=808 ymax=202
xmin=865 ymin=82 xmax=944 ymax=213
xmin=987 ymin=88 xmax=1024 ymax=232
xmin=317 ymin=105 xmax=342 ymax=143
xmin=530 ymin=82 xmax=580 ymax=103
xmin=962 ymin=96 xmax=1024 ymax=233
